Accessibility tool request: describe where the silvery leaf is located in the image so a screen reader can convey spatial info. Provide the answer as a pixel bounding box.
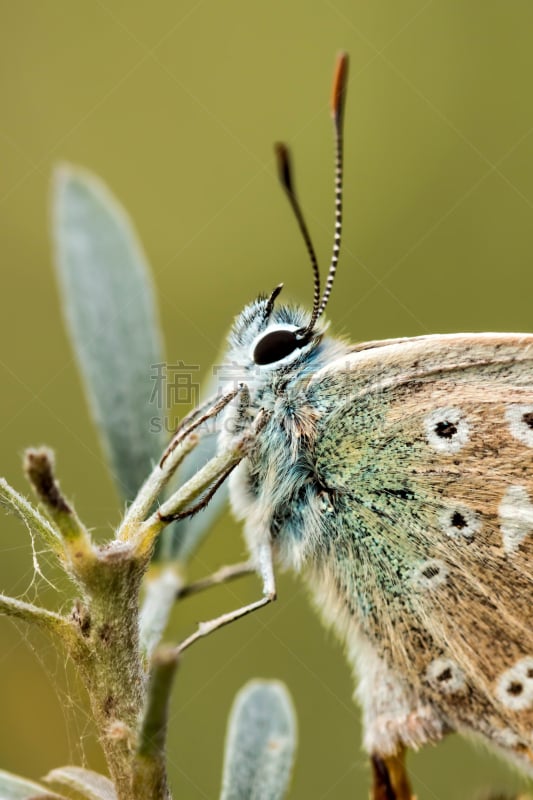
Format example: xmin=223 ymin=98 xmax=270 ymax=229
xmin=220 ymin=680 xmax=297 ymax=800
xmin=52 ymin=165 xmax=165 ymax=502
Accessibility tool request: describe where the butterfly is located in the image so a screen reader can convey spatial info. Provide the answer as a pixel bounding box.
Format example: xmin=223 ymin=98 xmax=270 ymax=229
xmin=173 ymin=53 xmax=533 ymax=795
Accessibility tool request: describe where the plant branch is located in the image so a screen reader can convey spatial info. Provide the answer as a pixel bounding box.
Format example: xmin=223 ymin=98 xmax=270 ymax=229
xmin=0 ymin=592 xmax=71 ymax=636
xmin=137 ymin=647 xmax=178 ymax=758
xmin=132 ymin=445 xmax=245 ymax=560
xmin=118 ymin=434 xmax=198 ymax=541
xmin=24 ymin=448 xmax=94 ymax=569
xmin=132 ymin=647 xmax=177 ymax=799
xmin=0 ymin=477 xmax=63 ymax=558
xmin=158 ymin=462 xmax=238 ymax=523
xmin=139 ymin=566 xmax=184 ymax=660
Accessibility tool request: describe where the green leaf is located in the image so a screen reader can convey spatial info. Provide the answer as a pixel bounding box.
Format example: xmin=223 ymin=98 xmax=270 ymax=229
xmin=44 ymin=766 xmax=116 ymax=800
xmin=0 ymin=769 xmax=66 ymax=799
xmin=52 ymin=165 xmax=165 ymax=501
xmin=220 ymin=680 xmax=297 ymax=800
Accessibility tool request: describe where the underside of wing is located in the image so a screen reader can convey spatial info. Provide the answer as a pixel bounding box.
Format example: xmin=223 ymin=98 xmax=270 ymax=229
xmin=309 ymin=333 xmax=533 ymax=768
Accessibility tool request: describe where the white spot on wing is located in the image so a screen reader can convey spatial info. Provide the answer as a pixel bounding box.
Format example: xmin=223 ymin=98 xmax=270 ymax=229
xmin=425 ymin=658 xmax=466 ymax=694
xmin=494 ymin=728 xmax=522 ymax=748
xmin=499 ymin=485 xmax=533 ymax=555
xmin=424 ymin=408 xmax=469 ymax=454
xmin=438 ymin=506 xmax=481 ymax=541
xmin=411 ymin=559 xmax=448 ymax=591
xmin=505 ymin=404 xmax=533 ymax=448
xmin=496 ymin=657 xmax=533 ymax=711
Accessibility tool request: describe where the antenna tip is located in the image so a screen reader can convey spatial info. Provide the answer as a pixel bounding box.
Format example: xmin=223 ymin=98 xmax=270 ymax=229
xmin=331 ymin=52 xmax=349 ymax=122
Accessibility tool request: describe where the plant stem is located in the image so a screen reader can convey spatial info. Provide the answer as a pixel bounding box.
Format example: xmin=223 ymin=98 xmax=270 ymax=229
xmin=118 ymin=434 xmax=198 ymax=541
xmin=132 ymin=647 xmax=178 ymax=799
xmin=24 ymin=448 xmax=94 ymax=571
xmin=68 ymin=547 xmax=152 ymax=800
xmin=0 ymin=593 xmax=71 ymax=635
xmin=139 ymin=566 xmax=184 ymax=660
xmin=135 ymin=447 xmax=244 ymax=559
xmin=0 ymin=477 xmax=63 ymax=558
xmin=1 ymin=423 xmax=263 ymax=798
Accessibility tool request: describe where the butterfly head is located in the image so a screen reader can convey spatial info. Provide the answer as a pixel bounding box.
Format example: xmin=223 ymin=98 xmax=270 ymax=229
xmin=227 ymin=284 xmax=328 ymax=376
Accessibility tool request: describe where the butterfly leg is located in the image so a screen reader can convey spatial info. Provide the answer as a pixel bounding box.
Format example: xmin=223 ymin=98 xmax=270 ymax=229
xmin=160 ymin=384 xmax=243 ymax=466
xmin=177 ymin=560 xmax=255 ymax=599
xmin=175 ymin=541 xmax=276 ymax=655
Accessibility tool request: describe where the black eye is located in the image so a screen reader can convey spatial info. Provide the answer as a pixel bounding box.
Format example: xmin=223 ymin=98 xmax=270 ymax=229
xmin=253 ymin=328 xmax=302 ymax=365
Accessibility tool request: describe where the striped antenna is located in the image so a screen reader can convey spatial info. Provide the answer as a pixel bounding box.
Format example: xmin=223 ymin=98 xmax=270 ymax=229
xmin=316 ymin=51 xmax=348 ymax=319
xmin=274 ymin=142 xmax=321 ymax=330
xmin=273 ymin=54 xmax=349 ymax=339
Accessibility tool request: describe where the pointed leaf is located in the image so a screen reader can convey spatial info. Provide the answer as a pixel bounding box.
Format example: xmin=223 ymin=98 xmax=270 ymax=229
xmin=52 ymin=165 xmax=165 ymax=501
xmin=220 ymin=680 xmax=297 ymax=800
xmin=44 ymin=766 xmax=116 ymax=800
xmin=0 ymin=769 xmax=65 ymax=799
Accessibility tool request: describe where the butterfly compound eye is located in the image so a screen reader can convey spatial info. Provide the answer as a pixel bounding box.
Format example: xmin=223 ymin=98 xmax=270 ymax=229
xmin=253 ymin=328 xmax=302 ymax=365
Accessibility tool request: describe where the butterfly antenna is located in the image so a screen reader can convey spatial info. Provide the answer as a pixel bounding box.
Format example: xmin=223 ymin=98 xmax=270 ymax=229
xmin=274 ymin=142 xmax=322 ymax=333
xmin=317 ymin=51 xmax=349 ymax=320
xmin=274 ymin=53 xmax=349 ymax=339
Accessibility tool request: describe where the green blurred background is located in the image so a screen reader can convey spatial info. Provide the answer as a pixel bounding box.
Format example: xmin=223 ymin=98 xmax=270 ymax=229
xmin=1 ymin=2 xmax=533 ymax=798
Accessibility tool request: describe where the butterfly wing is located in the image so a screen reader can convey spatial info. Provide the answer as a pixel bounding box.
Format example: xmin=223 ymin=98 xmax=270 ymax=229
xmin=307 ymin=332 xmax=533 ymax=769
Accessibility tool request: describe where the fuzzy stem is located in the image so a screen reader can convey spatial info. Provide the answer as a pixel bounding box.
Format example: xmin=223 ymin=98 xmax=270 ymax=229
xmin=137 ymin=647 xmax=178 ymax=756
xmin=24 ymin=448 xmax=94 ymax=571
xmin=133 ymin=446 xmax=244 ymax=560
xmin=0 ymin=477 xmax=63 ymax=558
xmin=0 ymin=592 xmax=72 ymax=636
xmin=118 ymin=434 xmax=198 ymax=541
xmin=139 ymin=566 xmax=184 ymax=660
xmin=70 ymin=548 xmax=149 ymax=800
xmin=131 ymin=647 xmax=177 ymax=799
